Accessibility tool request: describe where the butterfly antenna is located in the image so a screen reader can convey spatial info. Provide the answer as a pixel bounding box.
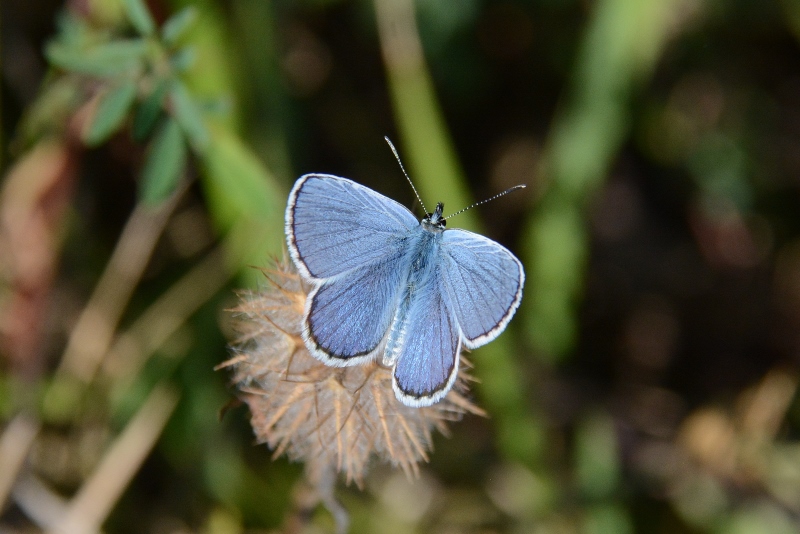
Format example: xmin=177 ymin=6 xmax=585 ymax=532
xmin=445 ymin=185 xmax=526 ymax=221
xmin=385 ymin=136 xmax=427 ymax=213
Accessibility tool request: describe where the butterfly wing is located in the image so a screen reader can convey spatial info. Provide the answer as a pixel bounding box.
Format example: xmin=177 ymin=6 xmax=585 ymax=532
xmin=304 ymin=256 xmax=408 ymax=366
xmin=286 ymin=174 xmax=419 ymax=280
xmin=392 ymin=279 xmax=461 ymax=407
xmin=287 ymin=174 xmax=419 ymax=366
xmin=440 ymin=229 xmax=524 ymax=348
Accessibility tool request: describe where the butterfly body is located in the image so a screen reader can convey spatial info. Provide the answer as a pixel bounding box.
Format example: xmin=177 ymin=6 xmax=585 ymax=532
xmin=384 ymin=221 xmax=442 ymax=365
xmin=286 ymin=174 xmax=524 ymax=407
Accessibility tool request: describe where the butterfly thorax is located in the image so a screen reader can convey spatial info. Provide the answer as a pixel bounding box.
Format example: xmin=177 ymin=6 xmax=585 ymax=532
xmin=421 ymin=202 xmax=446 ymax=232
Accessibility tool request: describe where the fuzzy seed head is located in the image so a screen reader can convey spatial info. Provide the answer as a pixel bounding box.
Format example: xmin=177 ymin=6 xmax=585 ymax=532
xmin=224 ymin=261 xmax=483 ymax=487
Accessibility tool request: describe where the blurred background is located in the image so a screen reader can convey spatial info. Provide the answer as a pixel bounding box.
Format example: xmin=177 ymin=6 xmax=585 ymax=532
xmin=3 ymin=0 xmax=800 ymax=532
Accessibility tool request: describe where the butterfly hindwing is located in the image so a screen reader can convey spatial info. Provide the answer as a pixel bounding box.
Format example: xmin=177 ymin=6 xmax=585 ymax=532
xmin=392 ymin=277 xmax=461 ymax=407
xmin=305 ymin=257 xmax=407 ymax=366
xmin=439 ymin=229 xmax=524 ymax=348
xmin=287 ymin=174 xmax=418 ymax=280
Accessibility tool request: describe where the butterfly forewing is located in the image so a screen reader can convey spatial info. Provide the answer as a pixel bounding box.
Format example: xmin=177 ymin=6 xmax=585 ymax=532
xmin=440 ymin=229 xmax=524 ymax=348
xmin=287 ymin=174 xmax=418 ymax=280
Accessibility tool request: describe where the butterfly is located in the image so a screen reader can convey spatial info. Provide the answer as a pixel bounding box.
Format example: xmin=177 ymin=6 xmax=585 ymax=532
xmin=285 ymin=146 xmax=524 ymax=407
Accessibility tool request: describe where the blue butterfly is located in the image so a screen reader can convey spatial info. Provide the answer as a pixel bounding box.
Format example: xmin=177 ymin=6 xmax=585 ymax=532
xmin=285 ymin=151 xmax=524 ymax=407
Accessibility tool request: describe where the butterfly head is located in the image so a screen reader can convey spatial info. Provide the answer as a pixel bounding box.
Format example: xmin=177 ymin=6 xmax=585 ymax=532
xmin=422 ymin=202 xmax=447 ymax=232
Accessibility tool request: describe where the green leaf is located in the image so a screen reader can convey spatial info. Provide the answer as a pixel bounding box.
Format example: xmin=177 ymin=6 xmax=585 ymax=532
xmin=199 ymin=129 xmax=285 ymax=285
xmin=167 ymin=1 xmax=238 ymax=132
xmin=200 ymin=96 xmax=232 ymax=117
xmin=200 ymin=129 xmax=282 ymax=227
xmin=161 ymin=6 xmax=197 ymax=46
xmin=82 ymin=81 xmax=138 ymax=146
xmin=169 ymin=81 xmax=209 ymax=150
xmin=18 ymin=77 xmax=81 ymax=145
xmin=169 ymin=47 xmax=196 ymax=72
xmin=132 ymin=79 xmax=168 ymax=141
xmin=121 ymin=0 xmax=156 ymax=36
xmin=46 ymin=39 xmax=147 ymax=77
xmin=53 ymin=11 xmax=89 ymax=48
xmin=140 ymin=118 xmax=187 ymax=204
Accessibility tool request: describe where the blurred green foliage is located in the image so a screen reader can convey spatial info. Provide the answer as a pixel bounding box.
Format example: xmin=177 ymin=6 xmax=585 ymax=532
xmin=2 ymin=0 xmax=800 ymax=532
